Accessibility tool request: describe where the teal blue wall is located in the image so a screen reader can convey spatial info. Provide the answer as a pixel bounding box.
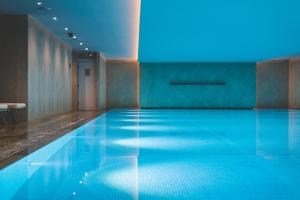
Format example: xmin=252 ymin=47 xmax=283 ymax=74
xmin=140 ymin=63 xmax=256 ymax=108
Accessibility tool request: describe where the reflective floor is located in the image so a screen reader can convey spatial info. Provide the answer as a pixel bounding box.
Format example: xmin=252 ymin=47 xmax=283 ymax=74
xmin=0 ymin=111 xmax=99 ymax=169
xmin=1 ymin=109 xmax=300 ymax=200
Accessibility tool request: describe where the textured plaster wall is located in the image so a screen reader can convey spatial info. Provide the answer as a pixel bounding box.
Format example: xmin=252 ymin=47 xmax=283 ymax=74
xmin=106 ymin=61 xmax=139 ymax=109
xmin=140 ymin=63 xmax=256 ymax=108
xmin=256 ymin=61 xmax=289 ymax=108
xmin=28 ymin=17 xmax=72 ymax=120
xmin=72 ymin=51 xmax=78 ymax=112
xmin=289 ymin=59 xmax=300 ymax=109
xmin=97 ymin=54 xmax=106 ymax=110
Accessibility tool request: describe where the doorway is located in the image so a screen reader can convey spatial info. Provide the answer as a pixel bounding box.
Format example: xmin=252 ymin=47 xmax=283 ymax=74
xmin=78 ymin=59 xmax=97 ymax=111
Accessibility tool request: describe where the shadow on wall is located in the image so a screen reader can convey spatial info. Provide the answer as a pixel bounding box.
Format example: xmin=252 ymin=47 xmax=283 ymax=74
xmin=0 ymin=15 xmax=28 ymax=122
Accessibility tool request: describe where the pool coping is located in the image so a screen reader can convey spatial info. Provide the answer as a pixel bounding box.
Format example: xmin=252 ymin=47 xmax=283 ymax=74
xmin=0 ymin=111 xmax=102 ymax=170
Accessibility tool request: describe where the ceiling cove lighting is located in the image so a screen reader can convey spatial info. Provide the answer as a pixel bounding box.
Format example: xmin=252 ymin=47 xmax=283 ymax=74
xmin=132 ymin=0 xmax=141 ymax=60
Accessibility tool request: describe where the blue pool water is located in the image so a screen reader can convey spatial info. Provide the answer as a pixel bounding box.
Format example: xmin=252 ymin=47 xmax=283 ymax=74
xmin=1 ymin=109 xmax=300 ymax=200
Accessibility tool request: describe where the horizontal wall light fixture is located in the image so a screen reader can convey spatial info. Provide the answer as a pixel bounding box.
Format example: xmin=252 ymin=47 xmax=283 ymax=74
xmin=170 ymin=81 xmax=226 ymax=86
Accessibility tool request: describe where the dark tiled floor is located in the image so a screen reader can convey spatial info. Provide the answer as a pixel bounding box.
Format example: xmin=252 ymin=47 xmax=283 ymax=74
xmin=0 ymin=111 xmax=101 ymax=169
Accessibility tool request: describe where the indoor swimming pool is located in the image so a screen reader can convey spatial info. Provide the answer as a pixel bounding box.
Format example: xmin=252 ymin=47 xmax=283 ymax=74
xmin=1 ymin=109 xmax=300 ymax=200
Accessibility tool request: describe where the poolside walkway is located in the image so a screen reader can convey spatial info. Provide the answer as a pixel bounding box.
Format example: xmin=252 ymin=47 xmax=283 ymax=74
xmin=0 ymin=111 xmax=101 ymax=169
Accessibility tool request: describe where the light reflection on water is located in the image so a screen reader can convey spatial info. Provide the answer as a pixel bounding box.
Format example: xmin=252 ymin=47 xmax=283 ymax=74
xmin=1 ymin=109 xmax=300 ymax=200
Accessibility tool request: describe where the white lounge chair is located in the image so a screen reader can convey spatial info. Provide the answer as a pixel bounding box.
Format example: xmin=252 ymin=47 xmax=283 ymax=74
xmin=0 ymin=103 xmax=9 ymax=124
xmin=6 ymin=103 xmax=26 ymax=110
xmin=0 ymin=103 xmax=27 ymax=124
xmin=8 ymin=103 xmax=27 ymax=123
xmin=0 ymin=103 xmax=8 ymax=111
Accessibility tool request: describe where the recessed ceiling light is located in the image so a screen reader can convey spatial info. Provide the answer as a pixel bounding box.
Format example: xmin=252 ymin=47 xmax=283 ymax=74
xmin=68 ymin=32 xmax=74 ymax=38
xmin=85 ymin=48 xmax=89 ymax=51
xmin=79 ymin=42 xmax=83 ymax=46
xmin=37 ymin=5 xmax=52 ymax=11
xmin=64 ymin=27 xmax=69 ymax=31
xmin=37 ymin=2 xmax=42 ymax=6
xmin=52 ymin=17 xmax=57 ymax=21
xmin=73 ymin=35 xmax=77 ymax=39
